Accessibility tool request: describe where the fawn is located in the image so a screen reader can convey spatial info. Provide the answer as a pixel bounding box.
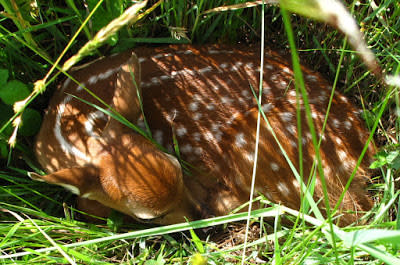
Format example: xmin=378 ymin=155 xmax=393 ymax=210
xmin=32 ymin=44 xmax=375 ymax=225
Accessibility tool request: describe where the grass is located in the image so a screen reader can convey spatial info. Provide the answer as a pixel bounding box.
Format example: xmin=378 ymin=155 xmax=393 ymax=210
xmin=0 ymin=0 xmax=399 ymax=264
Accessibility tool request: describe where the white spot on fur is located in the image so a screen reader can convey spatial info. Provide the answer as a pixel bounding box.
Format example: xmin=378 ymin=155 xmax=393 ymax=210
xmin=287 ymin=124 xmax=296 ymax=135
xmin=211 ymin=124 xmax=221 ymax=133
xmin=280 ymin=112 xmax=293 ymax=122
xmin=270 ymin=162 xmax=280 ymax=172
xmin=199 ymin=66 xmax=213 ymax=74
xmin=341 ymin=95 xmax=349 ymax=103
xmin=206 ymin=103 xmax=215 ymax=110
xmin=277 ymin=182 xmax=289 ymax=195
xmin=245 ymin=152 xmax=254 ymax=162
xmin=137 ymin=118 xmax=146 ymax=130
xmin=153 ymin=53 xmax=172 ymax=59
xmin=318 ymin=95 xmax=327 ymax=102
xmin=312 ymin=112 xmax=318 ymax=119
xmin=180 ymin=144 xmax=193 ymax=154
xmin=193 ymin=94 xmax=201 ymax=101
xmin=323 ymin=165 xmax=332 ymax=176
xmin=189 ymin=102 xmax=199 ymax=111
xmin=193 ymin=132 xmax=201 ymax=142
xmin=179 ymin=68 xmax=196 ymax=76
xmin=245 ymin=62 xmax=254 ymax=69
xmin=344 ymin=120 xmax=352 ymax=130
xmin=262 ymin=86 xmax=272 ymax=95
xmin=337 ymin=150 xmax=348 ymax=160
xmin=154 ymin=130 xmax=164 ymax=145
xmin=215 ymin=131 xmax=223 ymax=142
xmin=287 ymin=97 xmax=296 ymax=105
xmin=235 ymin=133 xmax=246 ymax=147
xmin=288 ymin=90 xmax=296 ymax=97
xmin=159 ymin=75 xmax=170 ymax=81
xmin=88 ymin=75 xmax=99 ymax=85
xmin=265 ymin=64 xmax=274 ymax=70
xmin=343 ymin=158 xmax=356 ymax=170
xmin=193 ymin=112 xmax=202 ymax=121
xmin=279 ymin=80 xmax=288 ymax=88
xmin=235 ymin=61 xmax=243 ymax=67
xmin=221 ymin=96 xmax=234 ymax=105
xmin=282 ymin=67 xmax=291 ymax=73
xmin=176 ymin=126 xmax=187 ymax=137
xmin=140 ymin=81 xmax=151 ymax=88
xmin=262 ymin=103 xmax=273 ymax=113
xmin=209 ymin=49 xmax=234 ymax=54
xmin=306 ymin=74 xmax=318 ymax=82
xmin=263 ymin=190 xmax=273 ymax=200
xmin=204 ymin=131 xmax=215 ymax=142
xmin=76 ymin=84 xmax=85 ymax=92
xmin=62 ymin=78 xmax=71 ymax=90
xmin=150 ymin=77 xmax=161 ymax=85
xmin=241 ymin=90 xmax=251 ymax=98
xmin=292 ymin=179 xmax=300 ymax=189
xmin=194 ymin=147 xmax=203 ymax=155
xmin=332 ymin=118 xmax=340 ymax=128
xmin=98 ymin=68 xmax=116 ymax=80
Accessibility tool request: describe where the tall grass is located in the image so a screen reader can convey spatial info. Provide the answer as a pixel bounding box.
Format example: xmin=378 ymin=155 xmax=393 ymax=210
xmin=0 ymin=0 xmax=399 ymax=264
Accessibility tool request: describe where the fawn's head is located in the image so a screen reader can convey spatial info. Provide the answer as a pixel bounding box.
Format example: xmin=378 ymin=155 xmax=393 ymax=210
xmin=33 ymin=50 xmax=199 ymax=223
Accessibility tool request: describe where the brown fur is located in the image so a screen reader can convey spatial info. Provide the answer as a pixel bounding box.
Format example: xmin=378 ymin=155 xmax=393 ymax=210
xmin=34 ymin=44 xmax=375 ymax=225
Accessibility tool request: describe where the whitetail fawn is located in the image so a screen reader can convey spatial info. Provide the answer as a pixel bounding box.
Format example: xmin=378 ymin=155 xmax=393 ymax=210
xmin=33 ymin=45 xmax=375 ymax=225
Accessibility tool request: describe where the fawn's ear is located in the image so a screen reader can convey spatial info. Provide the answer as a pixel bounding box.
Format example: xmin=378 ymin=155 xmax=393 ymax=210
xmin=28 ymin=166 xmax=100 ymax=196
xmin=111 ymin=52 xmax=142 ymax=124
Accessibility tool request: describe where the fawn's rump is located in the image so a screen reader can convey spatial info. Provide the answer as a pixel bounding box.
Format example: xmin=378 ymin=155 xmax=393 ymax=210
xmin=137 ymin=44 xmax=374 ymax=224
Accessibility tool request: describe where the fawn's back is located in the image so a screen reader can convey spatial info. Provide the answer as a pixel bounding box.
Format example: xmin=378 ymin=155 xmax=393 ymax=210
xmin=34 ymin=44 xmax=375 ymax=225
xmin=137 ymin=45 xmax=374 ymax=223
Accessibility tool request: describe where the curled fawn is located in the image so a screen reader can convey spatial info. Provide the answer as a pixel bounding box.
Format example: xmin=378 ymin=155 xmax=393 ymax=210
xmin=33 ymin=45 xmax=375 ymax=225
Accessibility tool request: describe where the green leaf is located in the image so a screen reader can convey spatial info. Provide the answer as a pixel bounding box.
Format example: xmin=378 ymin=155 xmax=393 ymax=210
xmin=86 ymin=0 xmax=113 ymax=32
xmin=370 ymin=150 xmax=400 ymax=170
xmin=144 ymin=259 xmax=165 ymax=265
xmin=0 ymin=102 xmax=14 ymax=136
xmin=386 ymin=150 xmax=400 ymax=163
xmin=0 ymin=80 xmax=30 ymax=105
xmin=0 ymin=69 xmax=9 ymax=86
xmin=189 ymin=229 xmax=205 ymax=253
xmin=106 ymin=210 xmax=124 ymax=233
xmin=0 ymin=221 xmax=22 ymax=247
xmin=0 ymin=142 xmax=9 ymax=158
xmin=19 ymin=108 xmax=42 ymax=136
xmin=344 ymin=229 xmax=400 ymax=246
xmin=369 ymin=157 xmax=387 ymax=169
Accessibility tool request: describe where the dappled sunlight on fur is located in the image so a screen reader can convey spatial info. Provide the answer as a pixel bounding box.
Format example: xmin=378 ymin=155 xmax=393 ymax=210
xmin=34 ymin=44 xmax=375 ymax=226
